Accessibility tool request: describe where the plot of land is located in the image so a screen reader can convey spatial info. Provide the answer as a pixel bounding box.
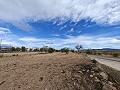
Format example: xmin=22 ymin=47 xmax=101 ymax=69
xmin=0 ymin=53 xmax=119 ymax=90
xmin=0 ymin=53 xmax=89 ymax=90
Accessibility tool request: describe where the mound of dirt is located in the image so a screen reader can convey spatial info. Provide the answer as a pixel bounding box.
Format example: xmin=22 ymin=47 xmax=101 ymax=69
xmin=0 ymin=53 xmax=120 ymax=90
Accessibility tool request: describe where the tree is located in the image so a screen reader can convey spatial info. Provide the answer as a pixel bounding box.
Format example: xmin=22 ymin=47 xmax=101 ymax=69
xmin=29 ymin=48 xmax=33 ymax=52
xmin=48 ymin=47 xmax=55 ymax=53
xmin=21 ymin=46 xmax=26 ymax=52
xmin=11 ymin=47 xmax=16 ymax=52
xmin=40 ymin=46 xmax=48 ymax=53
xmin=61 ymin=47 xmax=69 ymax=54
xmin=70 ymin=49 xmax=75 ymax=53
xmin=33 ymin=48 xmax=39 ymax=52
xmin=16 ymin=47 xmax=21 ymax=52
xmin=75 ymin=44 xmax=83 ymax=53
xmin=40 ymin=48 xmax=44 ymax=52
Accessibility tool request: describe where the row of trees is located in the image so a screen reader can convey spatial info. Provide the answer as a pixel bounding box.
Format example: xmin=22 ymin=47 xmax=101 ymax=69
xmin=8 ymin=44 xmax=83 ymax=54
xmin=11 ymin=46 xmax=55 ymax=53
xmin=11 ymin=46 xmax=26 ymax=52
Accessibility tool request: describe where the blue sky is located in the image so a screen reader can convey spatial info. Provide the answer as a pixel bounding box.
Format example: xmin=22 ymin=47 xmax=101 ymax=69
xmin=0 ymin=0 xmax=120 ymax=49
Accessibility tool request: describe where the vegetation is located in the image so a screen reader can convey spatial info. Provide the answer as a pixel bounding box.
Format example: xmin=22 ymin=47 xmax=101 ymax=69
xmin=75 ymin=44 xmax=83 ymax=53
xmin=113 ymin=53 xmax=119 ymax=57
xmin=21 ymin=46 xmax=26 ymax=52
xmin=61 ymin=47 xmax=69 ymax=54
xmin=0 ymin=54 xmax=3 ymax=58
xmin=86 ymin=49 xmax=92 ymax=54
xmin=48 ymin=47 xmax=55 ymax=53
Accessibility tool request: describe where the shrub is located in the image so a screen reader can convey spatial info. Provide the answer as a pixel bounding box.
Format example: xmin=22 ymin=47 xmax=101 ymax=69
xmin=48 ymin=48 xmax=55 ymax=53
xmin=12 ymin=54 xmax=16 ymax=56
xmin=98 ymin=53 xmax=101 ymax=55
xmin=0 ymin=54 xmax=3 ymax=58
xmin=113 ymin=53 xmax=119 ymax=57
xmin=12 ymin=54 xmax=18 ymax=56
xmin=93 ymin=52 xmax=97 ymax=55
xmin=86 ymin=49 xmax=92 ymax=54
xmin=70 ymin=49 xmax=75 ymax=53
xmin=61 ymin=48 xmax=69 ymax=54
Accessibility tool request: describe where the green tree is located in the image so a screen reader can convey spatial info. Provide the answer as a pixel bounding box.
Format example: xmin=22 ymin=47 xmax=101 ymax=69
xmin=11 ymin=47 xmax=16 ymax=52
xmin=48 ymin=47 xmax=55 ymax=53
xmin=21 ymin=46 xmax=26 ymax=52
xmin=33 ymin=48 xmax=39 ymax=52
xmin=61 ymin=47 xmax=69 ymax=54
xmin=16 ymin=47 xmax=21 ymax=52
xmin=29 ymin=48 xmax=32 ymax=52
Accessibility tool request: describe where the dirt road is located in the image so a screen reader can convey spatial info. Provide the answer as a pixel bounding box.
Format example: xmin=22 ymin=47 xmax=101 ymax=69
xmin=88 ymin=55 xmax=120 ymax=71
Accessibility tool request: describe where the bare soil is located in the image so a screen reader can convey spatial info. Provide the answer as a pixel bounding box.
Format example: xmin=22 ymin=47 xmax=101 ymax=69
xmin=0 ymin=53 xmax=119 ymax=90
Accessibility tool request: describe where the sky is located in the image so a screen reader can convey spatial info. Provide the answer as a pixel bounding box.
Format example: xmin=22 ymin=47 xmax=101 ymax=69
xmin=0 ymin=0 xmax=120 ymax=49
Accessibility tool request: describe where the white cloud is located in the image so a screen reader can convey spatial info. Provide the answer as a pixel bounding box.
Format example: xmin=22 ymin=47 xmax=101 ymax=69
xmin=0 ymin=0 xmax=120 ymax=31
xmin=51 ymin=34 xmax=60 ymax=37
xmin=67 ymin=28 xmax=74 ymax=33
xmin=19 ymin=37 xmax=49 ymax=43
xmin=17 ymin=35 xmax=120 ymax=49
xmin=1 ymin=27 xmax=120 ymax=49
xmin=0 ymin=27 xmax=11 ymax=34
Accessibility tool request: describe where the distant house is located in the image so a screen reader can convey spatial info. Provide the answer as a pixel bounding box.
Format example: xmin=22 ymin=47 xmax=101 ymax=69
xmin=0 ymin=45 xmax=12 ymax=52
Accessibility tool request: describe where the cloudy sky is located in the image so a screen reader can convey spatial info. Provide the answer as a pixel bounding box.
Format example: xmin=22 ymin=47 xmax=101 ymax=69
xmin=0 ymin=0 xmax=120 ymax=49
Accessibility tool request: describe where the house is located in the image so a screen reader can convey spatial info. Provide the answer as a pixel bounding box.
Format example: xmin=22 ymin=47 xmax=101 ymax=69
xmin=0 ymin=45 xmax=12 ymax=52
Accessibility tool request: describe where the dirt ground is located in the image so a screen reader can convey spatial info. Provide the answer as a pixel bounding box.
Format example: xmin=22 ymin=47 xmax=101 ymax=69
xmin=0 ymin=53 xmax=119 ymax=90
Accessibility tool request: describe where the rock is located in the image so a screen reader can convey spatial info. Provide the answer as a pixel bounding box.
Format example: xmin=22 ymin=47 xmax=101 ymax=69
xmin=94 ymin=81 xmax=103 ymax=90
xmin=108 ymin=81 xmax=113 ymax=86
xmin=94 ymin=77 xmax=100 ymax=82
xmin=18 ymin=85 xmax=21 ymax=88
xmin=82 ymin=69 xmax=86 ymax=73
xmin=78 ymin=71 xmax=83 ymax=74
xmin=91 ymin=71 xmax=94 ymax=73
xmin=61 ymin=70 xmax=65 ymax=73
xmin=92 ymin=67 xmax=100 ymax=73
xmin=91 ymin=59 xmax=97 ymax=64
xmin=90 ymin=75 xmax=94 ymax=78
xmin=103 ymin=84 xmax=117 ymax=90
xmin=74 ymin=82 xmax=76 ymax=85
xmin=95 ymin=73 xmax=103 ymax=80
xmin=100 ymin=72 xmax=108 ymax=80
xmin=39 ymin=77 xmax=44 ymax=82
xmin=87 ymin=70 xmax=89 ymax=72
xmin=0 ymin=81 xmax=5 ymax=85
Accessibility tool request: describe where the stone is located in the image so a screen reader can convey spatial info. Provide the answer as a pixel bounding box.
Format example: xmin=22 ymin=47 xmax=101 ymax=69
xmin=95 ymin=73 xmax=103 ymax=80
xmin=87 ymin=70 xmax=89 ymax=72
xmin=92 ymin=67 xmax=100 ymax=73
xmin=94 ymin=81 xmax=103 ymax=90
xmin=108 ymin=81 xmax=113 ymax=86
xmin=100 ymin=72 xmax=108 ymax=80
xmin=39 ymin=77 xmax=44 ymax=82
xmin=90 ymin=75 xmax=94 ymax=78
xmin=91 ymin=59 xmax=97 ymax=64
xmin=61 ymin=70 xmax=65 ymax=73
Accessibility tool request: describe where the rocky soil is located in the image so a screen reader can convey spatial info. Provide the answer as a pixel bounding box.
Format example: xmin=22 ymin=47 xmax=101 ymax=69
xmin=0 ymin=53 xmax=120 ymax=90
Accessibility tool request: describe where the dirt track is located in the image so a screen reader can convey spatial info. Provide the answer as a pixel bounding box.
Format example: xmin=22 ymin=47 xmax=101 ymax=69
xmin=0 ymin=53 xmax=119 ymax=90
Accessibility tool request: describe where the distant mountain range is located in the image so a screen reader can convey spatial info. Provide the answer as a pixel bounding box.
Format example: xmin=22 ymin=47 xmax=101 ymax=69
xmin=92 ymin=48 xmax=120 ymax=51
